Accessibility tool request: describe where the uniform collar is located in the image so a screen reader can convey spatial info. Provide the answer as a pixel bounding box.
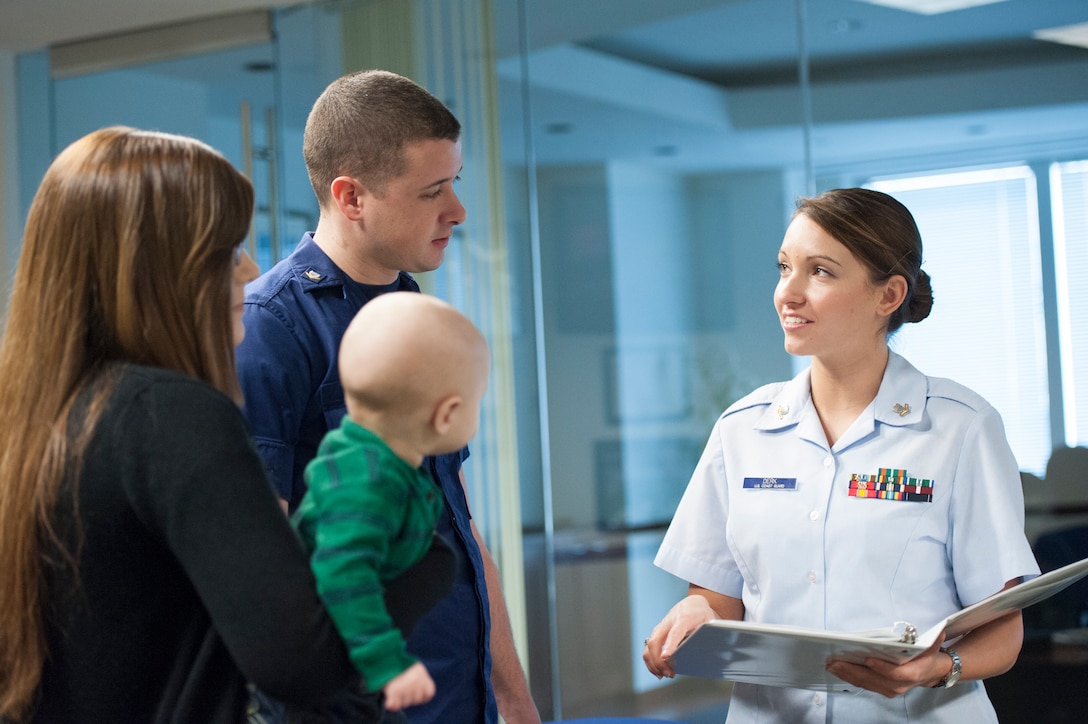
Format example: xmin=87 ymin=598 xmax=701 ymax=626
xmin=872 ymin=351 xmax=926 ymax=427
xmin=755 ymin=351 xmax=926 ymax=433
xmin=755 ymin=367 xmax=812 ymax=432
xmin=285 ymin=232 xmax=419 ymax=297
xmin=286 ymin=232 xmax=352 ymax=293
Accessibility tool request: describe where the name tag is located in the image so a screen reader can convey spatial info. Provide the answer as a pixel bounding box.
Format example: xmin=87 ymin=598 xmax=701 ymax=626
xmin=742 ymin=477 xmax=797 ymax=490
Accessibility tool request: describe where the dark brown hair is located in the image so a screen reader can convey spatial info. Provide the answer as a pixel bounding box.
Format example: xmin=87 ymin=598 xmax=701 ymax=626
xmin=795 ymin=187 xmax=933 ymax=334
xmin=302 ymin=69 xmax=461 ymax=206
xmin=0 ymin=126 xmax=253 ymax=720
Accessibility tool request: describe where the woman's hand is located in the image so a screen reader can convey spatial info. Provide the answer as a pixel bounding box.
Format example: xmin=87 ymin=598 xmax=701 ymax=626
xmin=827 ymin=583 xmax=1024 ymax=698
xmin=825 ymin=636 xmax=949 ymax=698
xmin=643 ymin=586 xmax=742 ymax=679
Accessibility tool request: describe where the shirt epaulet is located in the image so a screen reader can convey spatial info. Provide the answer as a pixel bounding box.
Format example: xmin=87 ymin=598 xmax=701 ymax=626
xmin=926 ymin=376 xmax=992 ymax=414
xmin=290 ymin=259 xmax=345 ymax=293
xmin=722 ymin=381 xmax=788 ymax=419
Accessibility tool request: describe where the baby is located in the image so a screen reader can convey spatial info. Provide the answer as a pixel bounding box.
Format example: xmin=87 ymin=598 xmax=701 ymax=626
xmin=293 ymin=291 xmax=490 ymax=715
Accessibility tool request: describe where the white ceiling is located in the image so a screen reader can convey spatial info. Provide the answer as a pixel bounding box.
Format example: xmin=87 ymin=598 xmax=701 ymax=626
xmin=6 ymin=0 xmax=1088 ymax=172
xmin=499 ymin=0 xmax=1088 ymax=170
xmin=8 ymin=0 xmax=1086 ymax=65
xmin=0 ymin=0 xmax=300 ymax=53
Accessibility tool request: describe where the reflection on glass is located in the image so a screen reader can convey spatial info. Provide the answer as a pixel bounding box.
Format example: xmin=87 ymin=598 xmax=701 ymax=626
xmin=495 ymin=0 xmax=1088 ymax=719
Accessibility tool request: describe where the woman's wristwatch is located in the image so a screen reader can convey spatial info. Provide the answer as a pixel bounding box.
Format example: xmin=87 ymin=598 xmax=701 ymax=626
xmin=932 ymin=648 xmax=962 ymax=689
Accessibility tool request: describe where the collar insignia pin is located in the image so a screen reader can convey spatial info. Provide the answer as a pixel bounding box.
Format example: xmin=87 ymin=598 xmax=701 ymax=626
xmin=303 ymin=269 xmax=323 ymax=282
xmin=776 ymin=404 xmax=789 ymax=419
xmin=893 ymin=403 xmax=911 ymax=417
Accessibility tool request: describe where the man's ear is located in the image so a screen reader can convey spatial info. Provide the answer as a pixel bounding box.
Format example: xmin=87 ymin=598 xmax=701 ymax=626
xmin=329 ymin=176 xmax=367 ymax=221
xmin=431 ymin=395 xmax=463 ymax=436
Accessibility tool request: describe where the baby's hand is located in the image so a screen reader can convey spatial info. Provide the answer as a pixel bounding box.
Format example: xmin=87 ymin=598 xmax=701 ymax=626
xmin=382 ymin=662 xmax=435 ymax=711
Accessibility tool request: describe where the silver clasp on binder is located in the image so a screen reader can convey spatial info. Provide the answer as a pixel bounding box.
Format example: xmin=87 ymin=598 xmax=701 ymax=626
xmin=894 ymin=621 xmax=918 ymax=644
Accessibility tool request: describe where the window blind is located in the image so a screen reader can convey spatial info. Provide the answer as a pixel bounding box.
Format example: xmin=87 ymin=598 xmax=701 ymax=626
xmin=1054 ymin=161 xmax=1088 ymax=448
xmin=871 ymin=167 xmax=1051 ymax=474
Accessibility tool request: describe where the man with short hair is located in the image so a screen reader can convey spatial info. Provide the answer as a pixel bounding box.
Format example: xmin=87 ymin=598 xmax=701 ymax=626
xmin=237 ymin=69 xmax=540 ymax=724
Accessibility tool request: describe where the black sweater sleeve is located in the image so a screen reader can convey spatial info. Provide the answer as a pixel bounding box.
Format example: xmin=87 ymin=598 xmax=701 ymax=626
xmin=118 ymin=373 xmax=357 ymax=704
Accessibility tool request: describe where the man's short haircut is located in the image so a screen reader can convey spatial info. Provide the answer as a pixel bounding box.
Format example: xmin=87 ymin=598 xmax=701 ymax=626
xmin=303 ymin=69 xmax=461 ymax=206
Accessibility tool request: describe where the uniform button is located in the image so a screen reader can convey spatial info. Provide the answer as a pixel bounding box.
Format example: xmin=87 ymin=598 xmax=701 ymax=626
xmin=823 ymin=456 xmax=833 ymax=467
xmin=809 ymin=510 xmax=819 ymax=521
xmin=813 ymin=694 xmax=823 ymax=706
xmin=807 ymin=570 xmax=817 ymax=583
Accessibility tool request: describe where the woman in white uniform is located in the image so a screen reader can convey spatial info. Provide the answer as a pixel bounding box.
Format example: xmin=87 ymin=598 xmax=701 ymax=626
xmin=643 ymin=188 xmax=1039 ymax=723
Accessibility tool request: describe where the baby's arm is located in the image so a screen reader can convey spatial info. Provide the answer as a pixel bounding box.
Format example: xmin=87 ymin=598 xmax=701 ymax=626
xmin=382 ymin=662 xmax=436 ymax=711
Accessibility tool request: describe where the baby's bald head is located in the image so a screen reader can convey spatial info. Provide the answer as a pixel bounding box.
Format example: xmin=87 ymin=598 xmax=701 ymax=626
xmin=339 ymin=292 xmax=489 ymax=457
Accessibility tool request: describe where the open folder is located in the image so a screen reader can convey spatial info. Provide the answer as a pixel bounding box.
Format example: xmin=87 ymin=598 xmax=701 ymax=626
xmin=669 ymin=556 xmax=1088 ymax=693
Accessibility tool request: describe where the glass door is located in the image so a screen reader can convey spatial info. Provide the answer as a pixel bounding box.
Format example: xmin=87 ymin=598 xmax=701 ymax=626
xmin=40 ymin=4 xmax=345 ymax=272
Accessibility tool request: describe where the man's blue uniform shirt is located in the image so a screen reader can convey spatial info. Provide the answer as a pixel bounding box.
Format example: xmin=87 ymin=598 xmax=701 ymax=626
xmin=237 ymin=233 xmax=496 ymax=723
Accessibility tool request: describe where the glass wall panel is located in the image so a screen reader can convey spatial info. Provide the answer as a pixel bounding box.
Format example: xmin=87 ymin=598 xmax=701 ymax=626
xmin=1055 ymin=160 xmax=1088 ymax=448
xmin=495 ymin=1 xmax=807 ymax=719
xmin=495 ymin=0 xmax=1088 ymax=720
xmin=48 ymin=25 xmax=281 ymax=262
xmin=42 ymin=5 xmax=346 ymax=273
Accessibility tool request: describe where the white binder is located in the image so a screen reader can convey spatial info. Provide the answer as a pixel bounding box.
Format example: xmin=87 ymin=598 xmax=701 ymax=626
xmin=669 ymin=556 xmax=1088 ymax=693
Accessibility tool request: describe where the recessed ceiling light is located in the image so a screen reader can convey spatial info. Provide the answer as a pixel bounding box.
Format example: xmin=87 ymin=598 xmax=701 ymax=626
xmin=850 ymin=0 xmax=1009 ymax=14
xmin=828 ymin=18 xmax=864 ymax=34
xmin=1034 ymin=22 xmax=1088 ymax=51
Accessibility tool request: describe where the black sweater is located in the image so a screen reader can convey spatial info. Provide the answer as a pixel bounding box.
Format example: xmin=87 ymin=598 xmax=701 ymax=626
xmin=34 ymin=365 xmax=356 ymax=723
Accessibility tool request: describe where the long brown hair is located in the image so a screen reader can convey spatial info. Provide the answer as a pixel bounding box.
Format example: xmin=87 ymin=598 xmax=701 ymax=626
xmin=0 ymin=127 xmax=253 ymax=720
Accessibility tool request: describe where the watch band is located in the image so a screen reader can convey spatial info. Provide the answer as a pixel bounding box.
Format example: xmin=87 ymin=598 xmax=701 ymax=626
xmin=932 ymin=648 xmax=962 ymax=689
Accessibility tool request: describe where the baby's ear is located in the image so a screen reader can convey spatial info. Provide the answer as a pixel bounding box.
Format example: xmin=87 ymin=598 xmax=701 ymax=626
xmin=431 ymin=394 xmax=463 ymax=436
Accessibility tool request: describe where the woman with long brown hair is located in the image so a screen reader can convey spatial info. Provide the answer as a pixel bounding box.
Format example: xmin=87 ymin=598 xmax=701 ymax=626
xmin=0 ymin=127 xmax=357 ymax=722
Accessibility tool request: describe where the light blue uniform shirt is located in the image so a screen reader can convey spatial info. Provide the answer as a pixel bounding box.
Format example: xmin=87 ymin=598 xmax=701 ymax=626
xmin=656 ymin=352 xmax=1039 ymax=723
